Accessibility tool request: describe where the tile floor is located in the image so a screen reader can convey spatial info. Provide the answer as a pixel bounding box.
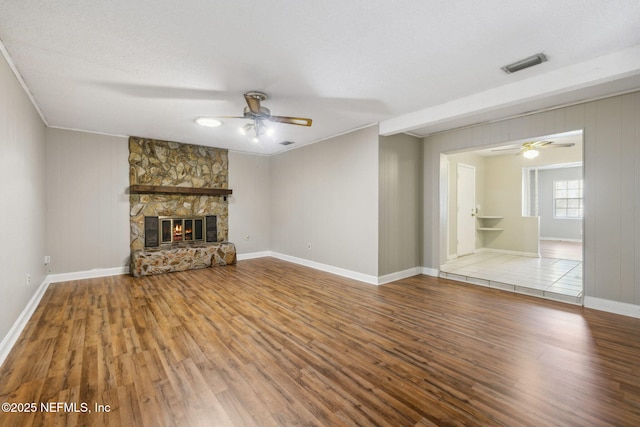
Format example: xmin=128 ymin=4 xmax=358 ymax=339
xmin=440 ymin=250 xmax=583 ymax=305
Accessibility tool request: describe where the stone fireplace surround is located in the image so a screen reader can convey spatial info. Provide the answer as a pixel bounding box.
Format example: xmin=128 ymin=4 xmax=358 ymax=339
xmin=128 ymin=137 xmax=236 ymax=277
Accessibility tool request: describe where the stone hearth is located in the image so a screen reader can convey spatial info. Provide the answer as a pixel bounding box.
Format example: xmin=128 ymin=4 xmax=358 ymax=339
xmin=130 ymin=242 xmax=236 ymax=277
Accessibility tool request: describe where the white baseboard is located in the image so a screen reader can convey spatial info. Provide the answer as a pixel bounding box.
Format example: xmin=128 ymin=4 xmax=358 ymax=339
xmin=48 ymin=266 xmax=130 ymax=283
xmin=269 ymin=252 xmax=379 ymax=285
xmin=476 ymin=248 xmax=540 ymax=258
xmin=378 ymin=267 xmax=423 ymax=285
xmin=422 ymin=267 xmax=440 ymax=277
xmin=240 ymin=251 xmax=428 ymax=285
xmin=237 ymin=251 xmax=271 ymax=261
xmin=584 ymin=296 xmax=640 ymax=319
xmin=0 ymin=276 xmax=51 ymax=369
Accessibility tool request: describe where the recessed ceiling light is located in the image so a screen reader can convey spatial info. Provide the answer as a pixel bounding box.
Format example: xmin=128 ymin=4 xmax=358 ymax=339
xmin=194 ymin=117 xmax=222 ymax=127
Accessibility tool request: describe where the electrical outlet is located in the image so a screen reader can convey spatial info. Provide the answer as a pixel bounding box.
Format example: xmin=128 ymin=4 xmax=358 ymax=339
xmin=27 ymin=274 xmax=31 ymax=286
xmin=44 ymin=255 xmax=51 ymax=265
xmin=307 ymin=243 xmax=312 ymax=249
xmin=244 ymin=235 xmax=250 ymax=241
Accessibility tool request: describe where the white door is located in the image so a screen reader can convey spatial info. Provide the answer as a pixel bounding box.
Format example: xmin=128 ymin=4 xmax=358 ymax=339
xmin=457 ymin=164 xmax=476 ymax=256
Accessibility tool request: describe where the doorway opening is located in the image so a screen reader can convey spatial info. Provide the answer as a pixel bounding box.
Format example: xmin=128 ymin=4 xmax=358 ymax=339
xmin=440 ymin=130 xmax=584 ymax=304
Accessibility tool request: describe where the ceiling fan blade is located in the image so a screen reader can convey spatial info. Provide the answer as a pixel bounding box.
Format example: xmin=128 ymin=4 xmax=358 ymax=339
xmin=268 ymin=115 xmax=313 ymax=127
xmin=491 ymin=147 xmax=519 ymax=152
xmin=547 ymin=143 xmax=576 ymax=148
xmin=244 ymin=93 xmax=263 ymax=114
xmin=95 ymin=82 xmax=229 ymax=100
xmin=531 ymin=140 xmax=553 ymax=147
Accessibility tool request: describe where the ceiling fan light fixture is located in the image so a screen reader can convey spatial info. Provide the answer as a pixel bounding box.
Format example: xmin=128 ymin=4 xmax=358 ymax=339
xmin=240 ymin=122 xmax=253 ymax=135
xmin=501 ymin=53 xmax=547 ymax=74
xmin=240 ymin=121 xmax=271 ymax=143
xmin=194 ymin=117 xmax=222 ymax=127
xmin=523 ymin=149 xmax=539 ymax=159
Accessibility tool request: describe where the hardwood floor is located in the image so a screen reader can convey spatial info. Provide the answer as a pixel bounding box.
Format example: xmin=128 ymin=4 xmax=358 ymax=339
xmin=1 ymin=257 xmax=639 ymax=426
xmin=539 ymin=240 xmax=583 ymax=261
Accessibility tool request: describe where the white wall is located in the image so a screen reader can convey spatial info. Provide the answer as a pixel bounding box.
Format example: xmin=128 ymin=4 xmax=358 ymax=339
xmin=423 ymin=92 xmax=640 ymax=305
xmin=228 ymin=151 xmax=271 ymax=255
xmin=538 ymin=166 xmax=583 ymax=240
xmin=270 ymin=126 xmax=379 ymax=276
xmin=0 ymin=52 xmax=47 ymax=340
xmin=379 ymin=134 xmax=422 ymax=275
xmin=45 ymin=128 xmax=130 ymax=273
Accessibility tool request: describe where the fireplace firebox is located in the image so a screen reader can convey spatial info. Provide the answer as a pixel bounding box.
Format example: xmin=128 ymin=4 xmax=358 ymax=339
xmin=144 ymin=215 xmax=217 ymax=248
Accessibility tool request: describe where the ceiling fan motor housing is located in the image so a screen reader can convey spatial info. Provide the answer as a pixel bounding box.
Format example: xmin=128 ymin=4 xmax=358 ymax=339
xmin=243 ymin=106 xmax=271 ymax=119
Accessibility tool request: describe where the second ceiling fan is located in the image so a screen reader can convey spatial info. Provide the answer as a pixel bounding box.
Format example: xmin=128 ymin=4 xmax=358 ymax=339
xmin=492 ymin=140 xmax=575 ymax=159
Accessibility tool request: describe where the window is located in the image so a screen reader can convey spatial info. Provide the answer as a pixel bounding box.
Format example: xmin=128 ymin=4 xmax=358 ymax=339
xmin=554 ymin=180 xmax=583 ymax=218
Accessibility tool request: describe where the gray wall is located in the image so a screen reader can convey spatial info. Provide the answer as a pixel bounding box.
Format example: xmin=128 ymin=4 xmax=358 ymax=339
xmin=0 ymin=52 xmax=47 ymax=340
xmin=538 ymin=166 xmax=583 ymax=240
xmin=43 ymin=132 xmax=278 ymax=272
xmin=423 ymin=92 xmax=640 ymax=305
xmin=45 ymin=128 xmax=130 ymax=273
xmin=379 ymin=134 xmax=423 ymax=276
xmin=270 ymin=126 xmax=379 ymax=276
xmin=228 ymin=151 xmax=271 ymax=254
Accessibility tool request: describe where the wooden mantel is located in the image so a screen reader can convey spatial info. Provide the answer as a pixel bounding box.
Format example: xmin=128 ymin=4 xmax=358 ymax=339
xmin=129 ymin=185 xmax=232 ymax=196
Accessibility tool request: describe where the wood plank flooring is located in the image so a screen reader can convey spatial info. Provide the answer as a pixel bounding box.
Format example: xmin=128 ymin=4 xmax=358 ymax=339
xmin=539 ymin=240 xmax=583 ymax=262
xmin=1 ymin=257 xmax=639 ymax=426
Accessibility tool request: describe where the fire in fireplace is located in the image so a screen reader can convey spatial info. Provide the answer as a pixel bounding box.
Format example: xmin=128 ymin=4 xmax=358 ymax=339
xmin=144 ymin=216 xmax=217 ymax=248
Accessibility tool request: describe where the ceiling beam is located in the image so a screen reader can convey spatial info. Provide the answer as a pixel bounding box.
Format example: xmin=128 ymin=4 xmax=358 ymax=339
xmin=379 ymin=45 xmax=640 ymax=137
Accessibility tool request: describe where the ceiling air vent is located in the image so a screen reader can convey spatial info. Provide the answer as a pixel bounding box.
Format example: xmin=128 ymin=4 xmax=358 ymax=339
xmin=501 ymin=53 xmax=547 ymax=74
xmin=279 ymin=141 xmax=295 ymax=146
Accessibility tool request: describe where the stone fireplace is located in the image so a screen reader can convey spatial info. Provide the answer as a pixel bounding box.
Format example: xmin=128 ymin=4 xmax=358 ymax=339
xmin=128 ymin=137 xmax=236 ymax=277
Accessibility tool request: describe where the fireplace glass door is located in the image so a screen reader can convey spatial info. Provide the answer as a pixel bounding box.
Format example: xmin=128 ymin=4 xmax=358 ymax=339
xmin=155 ymin=217 xmax=205 ymax=246
xmin=161 ymin=219 xmax=172 ymax=244
xmin=194 ymin=219 xmax=203 ymax=241
xmin=173 ymin=219 xmax=183 ymax=242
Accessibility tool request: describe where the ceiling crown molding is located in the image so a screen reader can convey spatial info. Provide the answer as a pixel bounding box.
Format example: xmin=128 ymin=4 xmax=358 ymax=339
xmin=0 ymin=38 xmax=48 ymax=126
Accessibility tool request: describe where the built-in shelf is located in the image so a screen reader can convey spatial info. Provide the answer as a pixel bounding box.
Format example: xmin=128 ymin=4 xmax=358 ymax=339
xmin=129 ymin=185 xmax=233 ymax=196
xmin=477 ymin=215 xmax=504 ymax=232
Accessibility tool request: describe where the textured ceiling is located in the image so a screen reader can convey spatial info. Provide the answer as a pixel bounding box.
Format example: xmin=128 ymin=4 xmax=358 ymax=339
xmin=1 ymin=0 xmax=639 ymax=154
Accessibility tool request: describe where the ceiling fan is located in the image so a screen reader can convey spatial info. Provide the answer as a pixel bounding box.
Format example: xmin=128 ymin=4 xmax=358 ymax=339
xmin=237 ymin=91 xmax=312 ymax=126
xmin=492 ymin=140 xmax=575 ymax=159
xmin=207 ymin=91 xmax=312 ymax=143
